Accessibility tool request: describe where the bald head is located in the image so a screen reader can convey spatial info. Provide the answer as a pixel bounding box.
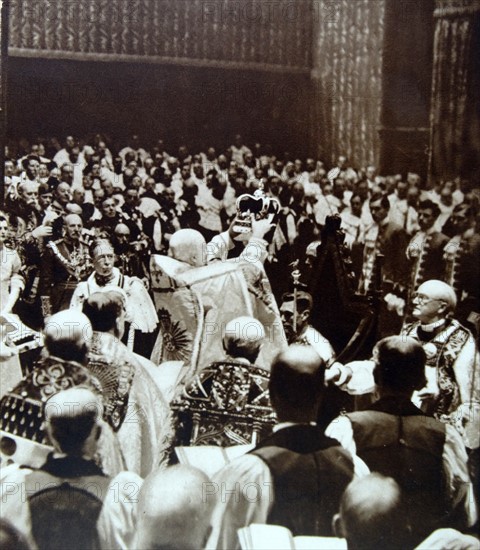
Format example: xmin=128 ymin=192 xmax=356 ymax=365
xmin=114 ymin=223 xmax=131 ymax=246
xmin=19 ymin=181 xmax=38 ymax=194
xmin=55 ymin=182 xmax=72 ymax=205
xmin=45 ymin=388 xmax=103 ymax=456
xmin=337 ymin=474 xmax=404 ymax=549
xmin=137 ymin=465 xmax=214 ymax=550
xmin=269 ymin=345 xmax=325 ymax=422
xmin=114 ymin=222 xmax=130 ymax=237
xmin=64 ymin=213 xmax=82 ymax=226
xmin=45 ymin=387 xmax=103 ymax=422
xmin=275 ymin=345 xmax=323 ymax=375
xmin=169 ymin=229 xmax=206 ymax=267
xmin=65 ymin=203 xmax=83 ymax=216
xmin=44 ymin=310 xmax=92 ymax=364
xmin=223 ymin=317 xmax=265 ymax=363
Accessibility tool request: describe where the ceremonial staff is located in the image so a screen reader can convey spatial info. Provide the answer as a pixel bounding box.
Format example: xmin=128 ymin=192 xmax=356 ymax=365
xmin=291 ymin=260 xmax=301 ymax=335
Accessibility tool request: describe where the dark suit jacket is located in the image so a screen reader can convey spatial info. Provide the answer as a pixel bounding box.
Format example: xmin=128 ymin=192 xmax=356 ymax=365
xmin=250 ymin=425 xmax=355 ymax=537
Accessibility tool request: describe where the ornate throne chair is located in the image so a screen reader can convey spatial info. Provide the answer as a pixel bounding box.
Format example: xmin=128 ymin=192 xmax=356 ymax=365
xmin=171 ymin=360 xmax=275 ymax=447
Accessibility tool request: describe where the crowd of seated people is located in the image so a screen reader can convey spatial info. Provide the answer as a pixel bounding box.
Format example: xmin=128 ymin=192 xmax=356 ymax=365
xmin=3 ymin=133 xmax=479 ymax=327
xmin=0 ymin=132 xmax=479 ymax=549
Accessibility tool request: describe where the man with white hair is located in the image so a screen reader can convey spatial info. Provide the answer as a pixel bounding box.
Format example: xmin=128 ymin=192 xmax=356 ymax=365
xmin=168 ymin=216 xmax=272 ymax=267
xmin=403 ymin=280 xmax=479 ymax=442
xmin=169 ymin=228 xmax=207 ymax=267
xmin=172 ymin=316 xmax=274 ymax=446
xmin=330 ymin=280 xmax=479 ymax=448
xmin=136 ymin=465 xmax=214 ymax=550
xmin=0 ymin=387 xmax=141 ymax=550
xmin=5 ymin=181 xmax=47 ymax=264
xmin=150 ymin=221 xmax=285 ymax=372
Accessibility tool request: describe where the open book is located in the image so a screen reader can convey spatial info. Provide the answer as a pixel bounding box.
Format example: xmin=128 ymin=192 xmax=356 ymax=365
xmin=238 ymin=524 xmax=347 ymax=550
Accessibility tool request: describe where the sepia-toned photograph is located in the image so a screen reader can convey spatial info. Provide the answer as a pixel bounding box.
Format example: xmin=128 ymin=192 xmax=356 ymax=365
xmin=0 ymin=0 xmax=479 ymax=548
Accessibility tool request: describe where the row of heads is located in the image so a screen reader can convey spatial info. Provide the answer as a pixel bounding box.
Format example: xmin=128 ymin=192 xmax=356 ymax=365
xmin=34 ymin=333 xmax=431 ymax=460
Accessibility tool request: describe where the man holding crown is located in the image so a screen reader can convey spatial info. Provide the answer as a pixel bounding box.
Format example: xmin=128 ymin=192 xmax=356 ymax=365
xmin=149 ymin=187 xmax=286 ymax=379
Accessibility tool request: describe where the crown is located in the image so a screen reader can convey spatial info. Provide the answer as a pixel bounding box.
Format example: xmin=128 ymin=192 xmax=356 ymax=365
xmin=233 ymin=181 xmax=281 ymax=233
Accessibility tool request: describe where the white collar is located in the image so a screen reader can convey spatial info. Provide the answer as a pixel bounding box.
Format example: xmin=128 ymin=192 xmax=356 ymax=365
xmin=273 ymin=421 xmax=317 ymax=433
xmin=226 ymin=356 xmax=252 ymax=366
xmin=51 ymin=450 xmax=94 ymax=461
xmin=89 ymin=266 xmax=120 ymax=283
xmin=420 ymin=318 xmax=446 ymax=332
